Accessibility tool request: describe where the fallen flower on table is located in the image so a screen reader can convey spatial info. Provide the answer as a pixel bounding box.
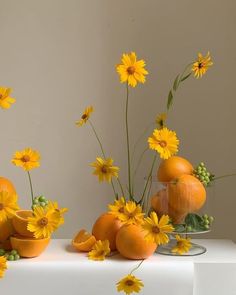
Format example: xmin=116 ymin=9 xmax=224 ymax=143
xmin=117 ymin=274 xmax=144 ymax=295
xmin=0 ymin=87 xmax=15 ymax=110
xmin=171 ymin=234 xmax=192 ymax=255
xmin=75 ymin=105 xmax=94 ymax=127
xmin=0 ymin=256 xmax=7 ymax=278
xmin=88 ymin=240 xmax=110 ymax=261
xmin=91 ymin=157 xmax=119 ymax=183
xmin=27 ymin=206 xmax=61 ymax=239
xmin=117 ymin=200 xmax=144 ymax=225
xmin=142 ymin=212 xmax=174 ymax=245
xmin=0 ymin=191 xmax=19 ymax=222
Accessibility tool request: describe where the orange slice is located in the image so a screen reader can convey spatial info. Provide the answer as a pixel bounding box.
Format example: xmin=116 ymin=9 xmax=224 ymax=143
xmin=72 ymin=229 xmax=96 ymax=252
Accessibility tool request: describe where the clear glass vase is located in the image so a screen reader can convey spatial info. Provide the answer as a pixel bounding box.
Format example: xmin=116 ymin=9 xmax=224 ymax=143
xmin=144 ymin=176 xmax=214 ymax=256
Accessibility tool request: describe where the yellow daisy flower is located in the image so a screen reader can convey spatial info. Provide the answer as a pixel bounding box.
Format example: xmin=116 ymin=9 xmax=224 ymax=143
xmin=76 ymin=106 xmax=93 ymax=127
xmin=27 ymin=206 xmax=61 ymax=239
xmin=148 ymin=127 xmax=179 ymax=159
xmin=0 ymin=191 xmax=19 ymax=223
xmin=0 ymin=87 xmax=15 ymax=110
xmin=88 ymin=240 xmax=110 ymax=261
xmin=192 ymin=52 xmax=213 ymax=78
xmin=172 ymin=234 xmax=192 ymax=255
xmin=142 ymin=212 xmax=174 ymax=245
xmin=12 ymin=148 xmax=40 ymax=171
xmin=0 ymin=256 xmax=7 ymax=278
xmin=118 ymin=201 xmax=144 ymax=225
xmin=116 ymin=52 xmax=148 ymax=87
xmin=46 ymin=201 xmax=68 ymax=226
xmin=91 ymin=157 xmax=119 ymax=182
xmin=108 ymin=197 xmax=126 ymax=219
xmin=117 ymin=274 xmax=144 ymax=295
xmin=155 ymin=113 xmax=167 ymax=129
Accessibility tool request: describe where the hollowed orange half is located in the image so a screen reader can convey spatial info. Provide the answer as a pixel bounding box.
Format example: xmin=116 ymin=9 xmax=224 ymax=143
xmin=72 ymin=229 xmax=96 ymax=252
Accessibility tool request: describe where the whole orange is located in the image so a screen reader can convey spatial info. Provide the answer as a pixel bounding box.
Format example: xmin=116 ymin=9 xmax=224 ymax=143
xmin=168 ymin=174 xmax=206 ymax=214
xmin=151 ymin=189 xmax=187 ymax=224
xmin=92 ymin=213 xmax=122 ymax=251
xmin=116 ymin=224 xmax=157 ymax=260
xmin=0 ymin=177 xmax=16 ymax=194
xmin=157 ymin=156 xmax=193 ymax=183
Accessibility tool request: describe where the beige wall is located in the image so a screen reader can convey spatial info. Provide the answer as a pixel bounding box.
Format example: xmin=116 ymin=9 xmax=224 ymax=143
xmin=0 ymin=0 xmax=235 ymax=241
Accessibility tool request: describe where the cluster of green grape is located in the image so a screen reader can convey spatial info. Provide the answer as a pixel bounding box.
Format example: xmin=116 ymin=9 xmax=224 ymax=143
xmin=201 ymin=214 xmax=214 ymax=230
xmin=0 ymin=249 xmax=20 ymax=261
xmin=32 ymin=195 xmax=49 ymax=210
xmin=194 ymin=162 xmax=214 ymax=186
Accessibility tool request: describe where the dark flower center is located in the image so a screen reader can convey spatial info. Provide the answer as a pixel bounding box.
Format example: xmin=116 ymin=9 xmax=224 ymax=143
xmin=198 ymin=62 xmax=203 ymax=69
xmin=127 ymin=66 xmax=135 ymax=75
xmin=38 ymin=217 xmax=48 ymax=227
xmin=152 ymin=226 xmax=160 ymax=234
xmin=81 ymin=114 xmax=88 ymax=120
xmin=0 ymin=203 xmax=4 ymax=210
xmin=159 ymin=140 xmax=167 ymax=148
xmin=0 ymin=94 xmax=2 ymax=100
xmin=125 ymin=280 xmax=134 ymax=286
xmin=21 ymin=155 xmax=30 ymax=162
xmin=118 ymin=207 xmax=124 ymax=213
xmin=101 ymin=166 xmax=108 ymax=173
xmin=96 ymin=250 xmax=105 ymax=256
xmin=128 ymin=212 xmax=134 ymax=218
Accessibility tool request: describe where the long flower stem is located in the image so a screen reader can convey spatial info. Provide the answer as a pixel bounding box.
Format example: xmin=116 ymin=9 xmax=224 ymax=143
xmin=27 ymin=171 xmax=34 ymax=207
xmin=117 ymin=178 xmax=125 ymax=197
xmin=139 ymin=154 xmax=157 ymax=204
xmin=130 ymin=259 xmax=144 ymax=275
xmin=125 ymin=83 xmax=132 ymax=200
xmin=213 ymin=173 xmax=236 ymax=181
xmin=88 ymin=120 xmax=118 ymax=199
xmin=131 ymin=147 xmax=149 ymax=195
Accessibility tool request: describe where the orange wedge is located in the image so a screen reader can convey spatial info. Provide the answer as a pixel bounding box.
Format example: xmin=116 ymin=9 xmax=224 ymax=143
xmin=72 ymin=229 xmax=96 ymax=252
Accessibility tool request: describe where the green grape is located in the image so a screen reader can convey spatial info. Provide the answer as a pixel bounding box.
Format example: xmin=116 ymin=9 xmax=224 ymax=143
xmin=8 ymin=255 xmax=14 ymax=261
xmin=187 ymin=226 xmax=192 ymax=232
xmin=200 ymin=162 xmax=205 ymax=167
xmin=33 ymin=198 xmax=39 ymax=204
xmin=0 ymin=249 xmax=5 ymax=256
xmin=39 ymin=196 xmax=46 ymax=202
xmin=10 ymin=250 xmax=17 ymax=256
xmin=204 ymin=224 xmax=210 ymax=230
xmin=14 ymin=254 xmax=20 ymax=260
xmin=209 ymin=216 xmax=214 ymax=223
xmin=40 ymin=202 xmax=46 ymax=207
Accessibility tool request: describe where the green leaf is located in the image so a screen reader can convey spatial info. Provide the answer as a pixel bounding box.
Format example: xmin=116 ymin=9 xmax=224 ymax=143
xmin=167 ymin=90 xmax=173 ymax=110
xmin=173 ymin=75 xmax=180 ymax=91
xmin=173 ymin=224 xmax=185 ymax=233
xmin=185 ymin=213 xmax=205 ymax=231
xmin=180 ymin=72 xmax=192 ymax=82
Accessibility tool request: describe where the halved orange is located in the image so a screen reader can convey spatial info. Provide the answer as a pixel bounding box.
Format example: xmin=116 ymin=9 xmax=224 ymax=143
xmin=72 ymin=229 xmax=96 ymax=252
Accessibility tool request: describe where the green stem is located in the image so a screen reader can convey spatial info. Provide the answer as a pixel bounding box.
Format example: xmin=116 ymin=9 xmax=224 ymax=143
xmin=27 ymin=171 xmax=34 ymax=207
xmin=125 ymin=83 xmax=132 ymax=200
xmin=117 ymin=178 xmax=125 ymax=197
xmin=131 ymin=147 xmax=149 ymax=195
xmin=130 ymin=260 xmax=144 ymax=275
xmin=213 ymin=173 xmax=236 ymax=181
xmin=88 ymin=120 xmax=118 ymax=199
xmin=139 ymin=154 xmax=157 ymax=204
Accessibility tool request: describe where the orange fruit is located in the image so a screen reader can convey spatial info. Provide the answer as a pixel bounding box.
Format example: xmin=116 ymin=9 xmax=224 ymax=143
xmin=72 ymin=229 xmax=96 ymax=252
xmin=151 ymin=189 xmax=187 ymax=224
xmin=116 ymin=224 xmax=157 ymax=260
xmin=92 ymin=213 xmax=122 ymax=251
xmin=168 ymin=174 xmax=206 ymax=214
xmin=0 ymin=176 xmax=17 ymax=194
xmin=157 ymin=156 xmax=194 ymax=183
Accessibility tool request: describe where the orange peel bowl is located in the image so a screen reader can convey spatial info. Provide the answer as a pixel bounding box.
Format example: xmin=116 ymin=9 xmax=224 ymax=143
xmin=10 ymin=235 xmax=50 ymax=258
xmin=72 ymin=229 xmax=96 ymax=252
xmin=12 ymin=210 xmax=35 ymax=238
xmin=0 ymin=218 xmax=15 ymax=243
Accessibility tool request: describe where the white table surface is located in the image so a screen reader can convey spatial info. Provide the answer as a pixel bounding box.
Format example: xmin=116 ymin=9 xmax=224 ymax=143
xmin=1 ymin=239 xmax=236 ymax=295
